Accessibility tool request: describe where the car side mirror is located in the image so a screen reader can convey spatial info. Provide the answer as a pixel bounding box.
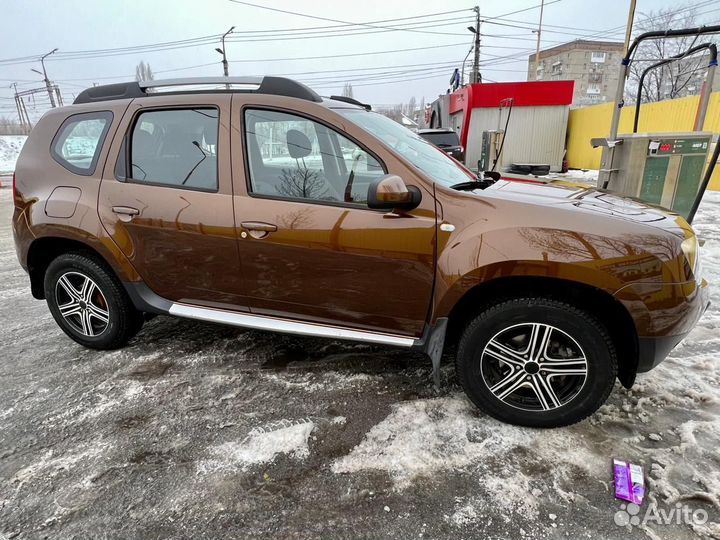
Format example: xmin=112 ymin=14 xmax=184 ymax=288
xmin=367 ymin=174 xmax=421 ymax=210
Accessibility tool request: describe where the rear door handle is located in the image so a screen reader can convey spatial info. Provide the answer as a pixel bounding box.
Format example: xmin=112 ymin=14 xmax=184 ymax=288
xmin=241 ymin=221 xmax=277 ymax=232
xmin=240 ymin=221 xmax=277 ymax=239
xmin=111 ymin=206 xmax=140 ymax=222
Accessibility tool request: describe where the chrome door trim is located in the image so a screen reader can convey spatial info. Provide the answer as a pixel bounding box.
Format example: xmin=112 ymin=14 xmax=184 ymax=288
xmin=168 ymin=303 xmax=416 ymax=347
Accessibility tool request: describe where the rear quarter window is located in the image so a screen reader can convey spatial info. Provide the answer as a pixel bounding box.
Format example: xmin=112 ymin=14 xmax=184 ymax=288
xmin=51 ymin=111 xmax=113 ymax=176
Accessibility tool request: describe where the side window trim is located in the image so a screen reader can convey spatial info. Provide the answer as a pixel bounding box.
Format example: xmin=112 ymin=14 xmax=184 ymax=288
xmin=50 ymin=111 xmax=114 ymax=176
xmin=115 ymin=105 xmax=221 ymax=193
xmin=241 ymin=105 xmax=387 ymax=209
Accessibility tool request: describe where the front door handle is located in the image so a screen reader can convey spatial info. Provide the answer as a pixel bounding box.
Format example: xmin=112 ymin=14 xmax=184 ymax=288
xmin=112 ymin=206 xmax=140 ymax=222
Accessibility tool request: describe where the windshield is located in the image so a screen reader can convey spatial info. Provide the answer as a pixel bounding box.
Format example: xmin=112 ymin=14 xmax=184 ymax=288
xmin=338 ymin=109 xmax=473 ymax=187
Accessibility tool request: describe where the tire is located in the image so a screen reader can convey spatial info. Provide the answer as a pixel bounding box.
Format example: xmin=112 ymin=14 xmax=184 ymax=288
xmin=456 ymin=297 xmax=617 ymax=428
xmin=44 ymin=252 xmax=144 ymax=350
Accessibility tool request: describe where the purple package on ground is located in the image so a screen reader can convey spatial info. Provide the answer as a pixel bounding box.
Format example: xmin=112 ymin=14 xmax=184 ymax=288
xmin=613 ymin=459 xmax=645 ymax=505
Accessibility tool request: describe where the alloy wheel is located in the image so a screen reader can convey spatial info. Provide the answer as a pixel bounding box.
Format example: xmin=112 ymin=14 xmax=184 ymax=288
xmin=54 ymin=271 xmax=110 ymax=337
xmin=480 ymin=322 xmax=588 ymax=412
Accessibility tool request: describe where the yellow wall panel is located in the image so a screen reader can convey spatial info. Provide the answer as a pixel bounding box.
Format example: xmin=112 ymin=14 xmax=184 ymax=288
xmin=566 ymin=92 xmax=720 ymax=190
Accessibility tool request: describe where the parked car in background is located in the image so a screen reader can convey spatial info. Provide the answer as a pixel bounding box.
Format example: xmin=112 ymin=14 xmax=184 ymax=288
xmin=417 ymin=128 xmax=465 ymax=163
xmin=12 ymin=76 xmax=708 ymax=428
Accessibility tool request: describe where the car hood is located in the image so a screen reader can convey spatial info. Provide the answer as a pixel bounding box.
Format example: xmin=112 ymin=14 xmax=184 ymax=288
xmin=481 ymin=179 xmax=691 ymax=239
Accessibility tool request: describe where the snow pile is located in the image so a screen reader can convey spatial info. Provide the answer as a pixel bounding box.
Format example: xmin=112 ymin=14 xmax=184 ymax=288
xmin=0 ymin=135 xmax=27 ymax=173
xmin=198 ymin=419 xmax=315 ymax=473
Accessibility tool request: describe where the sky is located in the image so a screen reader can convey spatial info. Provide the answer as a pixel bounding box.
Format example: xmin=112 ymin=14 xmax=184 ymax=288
xmin=0 ymin=0 xmax=718 ymax=119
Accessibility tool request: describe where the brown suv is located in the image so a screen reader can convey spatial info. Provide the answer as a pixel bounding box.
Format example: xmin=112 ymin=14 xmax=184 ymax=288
xmin=12 ymin=76 xmax=709 ymax=427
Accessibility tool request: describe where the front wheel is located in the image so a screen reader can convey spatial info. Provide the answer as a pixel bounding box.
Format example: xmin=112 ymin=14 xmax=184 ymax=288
xmin=456 ymin=298 xmax=617 ymax=428
xmin=44 ymin=252 xmax=144 ymax=350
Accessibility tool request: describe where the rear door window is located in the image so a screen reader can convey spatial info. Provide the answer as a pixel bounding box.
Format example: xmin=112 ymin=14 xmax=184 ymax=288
xmin=51 ymin=111 xmax=113 ymax=175
xmin=125 ymin=108 xmax=219 ymax=191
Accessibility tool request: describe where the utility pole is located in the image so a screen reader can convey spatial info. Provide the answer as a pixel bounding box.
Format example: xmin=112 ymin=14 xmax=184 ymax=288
xmin=10 ymin=83 xmax=31 ymax=133
xmin=599 ymin=0 xmax=637 ymax=188
xmin=534 ymin=0 xmax=545 ymax=71
xmin=11 ymin=83 xmax=22 ymax=127
xmin=33 ymin=48 xmax=58 ymax=108
xmin=471 ymin=6 xmax=481 ymax=84
xmin=215 ymin=26 xmax=235 ymax=78
xmin=607 ymin=0 xmax=637 ymax=142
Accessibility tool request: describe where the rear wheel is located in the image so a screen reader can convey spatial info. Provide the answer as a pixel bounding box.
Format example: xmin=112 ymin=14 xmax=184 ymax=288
xmin=44 ymin=252 xmax=143 ymax=350
xmin=456 ymin=297 xmax=617 ymax=428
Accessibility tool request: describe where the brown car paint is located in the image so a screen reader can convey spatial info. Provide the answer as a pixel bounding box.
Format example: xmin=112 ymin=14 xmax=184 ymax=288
xmin=431 ymin=180 xmax=707 ymax=338
xmin=229 ymin=95 xmax=436 ymax=335
xmin=12 ymin=88 xmax=709 ymax=380
xmin=97 ymin=94 xmax=246 ymax=307
xmin=13 ymin=99 xmax=142 ymax=286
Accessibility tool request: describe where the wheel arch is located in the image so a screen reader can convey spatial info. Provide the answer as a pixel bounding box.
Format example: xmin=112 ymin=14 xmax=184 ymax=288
xmin=26 ymin=236 xmax=138 ymax=300
xmin=442 ymin=275 xmax=640 ymax=388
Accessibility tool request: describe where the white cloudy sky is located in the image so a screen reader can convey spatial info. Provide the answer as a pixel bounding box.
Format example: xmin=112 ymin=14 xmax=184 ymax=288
xmin=0 ymin=0 xmax=718 ymax=116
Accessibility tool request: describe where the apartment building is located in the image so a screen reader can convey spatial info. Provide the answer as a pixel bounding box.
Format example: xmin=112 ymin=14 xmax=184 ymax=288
xmin=528 ymin=40 xmax=624 ymax=107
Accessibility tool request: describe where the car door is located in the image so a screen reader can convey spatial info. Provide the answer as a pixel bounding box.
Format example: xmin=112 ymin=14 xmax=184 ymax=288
xmin=99 ymin=94 xmax=245 ymax=306
xmin=231 ymin=96 xmax=437 ymax=337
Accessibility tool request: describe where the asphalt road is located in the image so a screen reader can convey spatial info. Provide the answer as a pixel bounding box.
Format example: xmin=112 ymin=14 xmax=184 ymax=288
xmin=1 ymin=186 xmax=719 ymax=540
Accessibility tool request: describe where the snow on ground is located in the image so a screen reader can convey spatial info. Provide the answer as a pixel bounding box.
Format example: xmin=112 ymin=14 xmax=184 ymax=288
xmin=0 ymin=135 xmax=27 ymax=174
xmin=0 ymin=188 xmax=719 ymax=539
xmin=198 ymin=419 xmax=316 ymax=473
xmin=333 ymin=190 xmax=720 ymax=537
xmin=551 ymin=168 xmax=599 ymax=184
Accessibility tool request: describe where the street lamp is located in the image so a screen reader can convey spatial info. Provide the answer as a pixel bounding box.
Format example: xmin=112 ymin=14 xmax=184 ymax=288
xmin=34 ymin=48 xmax=59 ymax=107
xmin=467 ymin=18 xmax=481 ymax=84
xmin=216 ymin=26 xmax=235 ymax=78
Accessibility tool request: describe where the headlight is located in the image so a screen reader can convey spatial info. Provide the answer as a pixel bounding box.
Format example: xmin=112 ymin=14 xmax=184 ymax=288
xmin=681 ymin=235 xmax=701 ymax=278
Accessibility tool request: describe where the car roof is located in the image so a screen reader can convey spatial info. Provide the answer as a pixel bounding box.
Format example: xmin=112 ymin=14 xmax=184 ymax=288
xmin=73 ymin=76 xmax=371 ymax=112
xmin=321 ymin=97 xmax=367 ymax=111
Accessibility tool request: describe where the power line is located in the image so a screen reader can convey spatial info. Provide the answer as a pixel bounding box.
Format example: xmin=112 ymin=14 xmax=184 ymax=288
xmin=0 ymin=19 xmax=473 ymax=66
xmin=483 ymin=0 xmax=564 ymax=21
xmin=227 ymin=0 xmax=472 ymax=37
xmin=223 ymin=14 xmax=472 ymax=36
xmin=224 ymin=19 xmax=474 ymax=42
xmin=50 ymin=43 xmax=474 ymax=85
xmin=0 ymin=6 xmax=482 ymax=65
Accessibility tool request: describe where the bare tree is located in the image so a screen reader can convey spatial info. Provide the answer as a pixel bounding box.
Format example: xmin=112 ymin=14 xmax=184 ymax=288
xmin=341 ymin=82 xmax=354 ymax=98
xmin=277 ymin=167 xmax=330 ymax=200
xmin=135 ymin=61 xmax=154 ymax=82
xmin=625 ymin=5 xmax=716 ymax=104
xmin=419 ymin=96 xmax=427 ymax=127
xmin=0 ymin=115 xmax=26 ymax=135
xmin=407 ymin=96 xmax=417 ymax=116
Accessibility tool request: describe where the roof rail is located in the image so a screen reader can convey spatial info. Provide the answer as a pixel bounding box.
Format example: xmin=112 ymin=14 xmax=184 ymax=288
xmin=328 ymin=95 xmax=372 ymax=110
xmin=73 ymin=76 xmax=323 ymax=105
xmin=139 ymin=76 xmax=264 ymax=90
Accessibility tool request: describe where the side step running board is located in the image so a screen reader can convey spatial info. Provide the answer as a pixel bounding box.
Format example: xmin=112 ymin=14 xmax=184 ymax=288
xmin=123 ymin=282 xmax=447 ymax=387
xmin=169 ymin=303 xmax=417 ymax=347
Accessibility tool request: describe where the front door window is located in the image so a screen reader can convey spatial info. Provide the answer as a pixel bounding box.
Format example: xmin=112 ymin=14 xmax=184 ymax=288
xmin=244 ymin=109 xmax=385 ymax=205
